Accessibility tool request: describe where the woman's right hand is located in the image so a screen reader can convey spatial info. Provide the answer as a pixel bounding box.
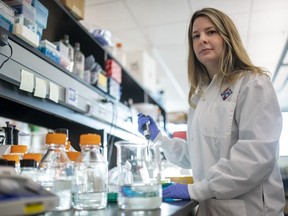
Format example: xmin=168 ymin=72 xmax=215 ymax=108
xmin=137 ymin=113 xmax=160 ymax=141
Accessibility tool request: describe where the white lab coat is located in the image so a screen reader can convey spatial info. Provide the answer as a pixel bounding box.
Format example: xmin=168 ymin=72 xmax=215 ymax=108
xmin=157 ymin=72 xmax=285 ymax=216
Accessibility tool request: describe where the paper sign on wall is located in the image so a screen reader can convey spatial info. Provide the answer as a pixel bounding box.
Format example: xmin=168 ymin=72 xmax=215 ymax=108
xmin=19 ymin=69 xmax=34 ymax=93
xmin=49 ymin=82 xmax=60 ymax=103
xmin=34 ymin=77 xmax=47 ymax=98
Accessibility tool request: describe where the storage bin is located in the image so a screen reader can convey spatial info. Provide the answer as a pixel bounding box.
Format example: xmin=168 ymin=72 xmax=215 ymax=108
xmin=38 ymin=40 xmax=61 ymax=64
xmin=32 ymin=0 xmax=48 ymax=29
xmin=4 ymin=0 xmax=35 ymax=24
xmin=0 ymin=0 xmax=15 ymax=24
xmin=13 ymin=23 xmax=39 ymax=47
xmin=2 ymin=0 xmax=31 ymax=7
xmin=105 ymin=59 xmax=122 ymax=84
xmin=38 ymin=46 xmax=60 ymax=64
xmin=0 ymin=14 xmax=13 ymax=31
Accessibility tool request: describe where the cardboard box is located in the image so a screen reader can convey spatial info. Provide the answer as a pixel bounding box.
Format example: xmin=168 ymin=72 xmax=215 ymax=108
xmin=60 ymin=0 xmax=85 ymax=20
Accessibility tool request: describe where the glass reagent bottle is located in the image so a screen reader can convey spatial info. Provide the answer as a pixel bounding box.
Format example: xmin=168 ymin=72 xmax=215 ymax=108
xmin=72 ymin=133 xmax=108 ymax=210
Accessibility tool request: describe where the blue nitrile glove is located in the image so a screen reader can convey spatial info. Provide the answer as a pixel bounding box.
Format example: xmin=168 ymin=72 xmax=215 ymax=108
xmin=162 ymin=183 xmax=190 ymax=200
xmin=137 ymin=113 xmax=160 ymax=141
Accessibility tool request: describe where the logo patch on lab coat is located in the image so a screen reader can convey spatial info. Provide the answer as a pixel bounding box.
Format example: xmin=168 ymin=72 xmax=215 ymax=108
xmin=221 ymin=87 xmax=233 ymax=100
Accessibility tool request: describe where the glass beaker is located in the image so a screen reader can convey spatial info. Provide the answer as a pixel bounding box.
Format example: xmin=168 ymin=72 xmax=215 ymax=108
xmin=115 ymin=140 xmax=162 ymax=210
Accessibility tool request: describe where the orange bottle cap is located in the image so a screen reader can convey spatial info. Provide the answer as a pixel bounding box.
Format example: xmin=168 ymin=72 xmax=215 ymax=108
xmin=66 ymin=151 xmax=81 ymax=161
xmin=79 ymin=134 xmax=101 ymax=146
xmin=10 ymin=145 xmax=28 ymax=153
xmin=46 ymin=133 xmax=66 ymax=144
xmin=23 ymin=153 xmax=42 ymax=163
xmin=2 ymin=154 xmax=20 ymax=163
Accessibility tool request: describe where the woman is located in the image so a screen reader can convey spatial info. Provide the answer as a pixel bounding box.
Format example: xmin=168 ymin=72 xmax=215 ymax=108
xmin=138 ymin=7 xmax=285 ymax=216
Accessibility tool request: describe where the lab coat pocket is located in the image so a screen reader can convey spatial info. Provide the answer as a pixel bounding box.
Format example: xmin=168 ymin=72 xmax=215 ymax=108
xmin=207 ymin=199 xmax=247 ymax=216
xmin=202 ymin=102 xmax=236 ymax=138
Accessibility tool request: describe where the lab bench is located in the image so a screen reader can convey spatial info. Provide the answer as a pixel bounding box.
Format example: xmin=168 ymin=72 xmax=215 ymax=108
xmin=44 ymin=200 xmax=199 ymax=216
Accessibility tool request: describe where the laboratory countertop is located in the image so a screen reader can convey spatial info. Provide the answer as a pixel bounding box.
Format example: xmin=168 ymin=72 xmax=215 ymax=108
xmin=44 ymin=200 xmax=199 ymax=216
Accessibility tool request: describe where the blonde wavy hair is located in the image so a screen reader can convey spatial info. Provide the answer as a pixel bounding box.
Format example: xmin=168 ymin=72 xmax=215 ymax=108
xmin=187 ymin=8 xmax=268 ymax=108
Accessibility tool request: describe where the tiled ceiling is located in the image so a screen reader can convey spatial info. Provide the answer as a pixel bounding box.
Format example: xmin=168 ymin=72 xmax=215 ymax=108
xmin=83 ymin=0 xmax=288 ymax=113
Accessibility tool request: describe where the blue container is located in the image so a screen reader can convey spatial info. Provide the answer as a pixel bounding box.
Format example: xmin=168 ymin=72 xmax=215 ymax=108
xmin=32 ymin=0 xmax=48 ymax=29
xmin=0 ymin=15 xmax=13 ymax=32
xmin=38 ymin=46 xmax=60 ymax=64
xmin=11 ymin=2 xmax=35 ymax=24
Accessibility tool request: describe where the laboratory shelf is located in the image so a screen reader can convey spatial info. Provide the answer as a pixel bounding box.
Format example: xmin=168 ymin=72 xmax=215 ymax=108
xmin=0 ymin=0 xmax=166 ymax=168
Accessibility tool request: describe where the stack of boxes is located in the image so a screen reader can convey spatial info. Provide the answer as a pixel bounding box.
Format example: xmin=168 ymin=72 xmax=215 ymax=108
xmin=105 ymin=59 xmax=122 ymax=100
xmin=60 ymin=0 xmax=85 ymax=21
xmin=1 ymin=0 xmax=48 ymax=47
xmin=31 ymin=0 xmax=48 ymax=40
xmin=0 ymin=0 xmax=123 ymax=102
xmin=0 ymin=0 xmax=15 ymax=32
xmin=38 ymin=39 xmax=60 ymax=64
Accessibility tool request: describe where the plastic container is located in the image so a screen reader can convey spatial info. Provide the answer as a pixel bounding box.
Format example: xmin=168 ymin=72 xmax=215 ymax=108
xmin=105 ymin=59 xmax=122 ymax=84
xmin=61 ymin=34 xmax=74 ymax=72
xmin=0 ymin=1 xmax=15 ymax=24
xmin=32 ymin=0 xmax=48 ymax=29
xmin=0 ymin=1 xmax=15 ymax=32
xmin=2 ymin=0 xmax=32 ymax=6
xmin=38 ymin=40 xmax=61 ymax=63
xmin=7 ymin=0 xmax=35 ymax=24
xmin=54 ymin=40 xmax=70 ymax=69
xmin=37 ymin=133 xmax=72 ymax=211
xmin=0 ymin=15 xmax=13 ymax=31
xmin=115 ymin=141 xmax=162 ymax=210
xmin=72 ymin=133 xmax=108 ymax=210
xmin=72 ymin=42 xmax=85 ymax=79
xmin=13 ymin=22 xmax=39 ymax=47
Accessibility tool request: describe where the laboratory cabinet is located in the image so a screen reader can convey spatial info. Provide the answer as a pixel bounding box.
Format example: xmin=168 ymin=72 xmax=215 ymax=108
xmin=0 ymin=0 xmax=166 ymax=155
xmin=0 ymin=31 xmax=135 ymax=151
xmin=40 ymin=0 xmax=166 ymax=117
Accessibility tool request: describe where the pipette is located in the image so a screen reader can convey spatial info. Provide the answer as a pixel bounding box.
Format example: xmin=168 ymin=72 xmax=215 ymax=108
xmin=138 ymin=114 xmax=151 ymax=157
xmin=142 ymin=119 xmax=151 ymax=162
xmin=138 ymin=114 xmax=151 ymax=141
xmin=142 ymin=120 xmax=151 ymax=141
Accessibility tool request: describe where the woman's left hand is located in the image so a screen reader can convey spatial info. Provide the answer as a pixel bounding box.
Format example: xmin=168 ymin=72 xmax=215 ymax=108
xmin=162 ymin=183 xmax=191 ymax=200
